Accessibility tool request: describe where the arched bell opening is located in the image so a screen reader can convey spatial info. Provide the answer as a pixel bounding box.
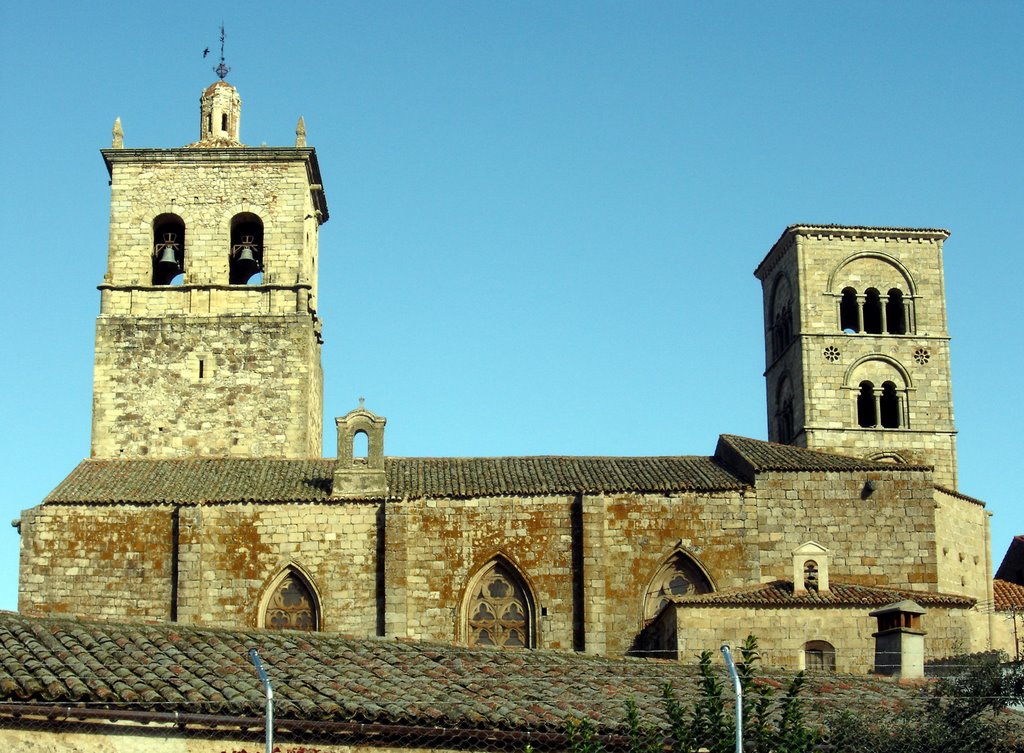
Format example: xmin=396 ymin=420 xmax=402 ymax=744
xmin=229 ymin=213 xmax=264 ymax=284
xmin=857 ymin=381 xmax=876 ymax=427
xmin=886 ymin=288 xmax=906 ymax=334
xmin=863 ymin=288 xmax=883 ymax=334
xmin=152 ymin=214 xmax=185 ymax=285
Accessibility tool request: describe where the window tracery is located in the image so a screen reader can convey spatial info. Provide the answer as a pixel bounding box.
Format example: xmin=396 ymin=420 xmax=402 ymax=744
xmin=466 ymin=561 xmax=533 ymax=648
xmin=644 ymin=552 xmax=713 ymax=620
xmin=263 ymin=570 xmax=319 ymax=631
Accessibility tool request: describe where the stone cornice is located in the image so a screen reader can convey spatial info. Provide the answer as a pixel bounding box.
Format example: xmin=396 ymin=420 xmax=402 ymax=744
xmin=754 ymin=224 xmax=950 ymax=280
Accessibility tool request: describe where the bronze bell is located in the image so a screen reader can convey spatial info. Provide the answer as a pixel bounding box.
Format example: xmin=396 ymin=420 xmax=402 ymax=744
xmin=233 ymin=235 xmax=260 ymax=281
xmin=155 ymin=233 xmax=179 ymax=273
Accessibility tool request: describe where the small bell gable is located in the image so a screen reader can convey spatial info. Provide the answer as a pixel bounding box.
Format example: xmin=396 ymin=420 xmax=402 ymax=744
xmin=331 ymin=400 xmax=387 ymax=499
xmin=792 ymin=541 xmax=829 ymax=593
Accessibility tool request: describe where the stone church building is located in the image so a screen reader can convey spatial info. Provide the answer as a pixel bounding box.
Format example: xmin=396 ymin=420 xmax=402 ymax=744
xmin=16 ymin=80 xmax=996 ymax=675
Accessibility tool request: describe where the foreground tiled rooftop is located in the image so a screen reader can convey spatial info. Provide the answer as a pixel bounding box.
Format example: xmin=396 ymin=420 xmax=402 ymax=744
xmin=0 ymin=611 xmax=927 ymax=737
xmin=994 ymin=579 xmax=1024 ymax=611
xmin=668 ymin=580 xmax=975 ymax=609
xmin=42 ymin=435 xmax=927 ymax=505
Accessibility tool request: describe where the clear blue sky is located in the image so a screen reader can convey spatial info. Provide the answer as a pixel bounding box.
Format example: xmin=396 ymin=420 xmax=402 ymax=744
xmin=1 ymin=2 xmax=1021 ymax=613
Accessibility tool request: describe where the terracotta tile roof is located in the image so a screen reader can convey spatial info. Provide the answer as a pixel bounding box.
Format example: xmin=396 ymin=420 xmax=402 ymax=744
xmin=0 ymin=611 xmax=924 ymax=736
xmin=43 ymin=454 xmax=747 ymax=504
xmin=994 ymin=579 xmax=1024 ymax=611
xmin=934 ymin=485 xmax=986 ymax=508
xmin=714 ymin=435 xmax=931 ymax=479
xmin=668 ymin=580 xmax=975 ymax=609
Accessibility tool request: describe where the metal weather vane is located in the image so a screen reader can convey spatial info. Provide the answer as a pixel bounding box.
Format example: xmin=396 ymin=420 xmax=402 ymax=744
xmin=213 ymin=24 xmax=231 ymax=80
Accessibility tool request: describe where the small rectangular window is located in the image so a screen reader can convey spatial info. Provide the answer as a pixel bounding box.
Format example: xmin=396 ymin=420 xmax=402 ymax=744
xmin=198 ymin=359 xmax=205 ymax=379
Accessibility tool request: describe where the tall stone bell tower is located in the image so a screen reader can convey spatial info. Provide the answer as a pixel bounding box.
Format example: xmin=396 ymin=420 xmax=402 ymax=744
xmin=755 ymin=225 xmax=958 ymax=488
xmin=92 ymin=79 xmax=329 ymax=458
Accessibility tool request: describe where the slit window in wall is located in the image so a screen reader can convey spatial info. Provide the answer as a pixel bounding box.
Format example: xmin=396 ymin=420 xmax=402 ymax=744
xmin=880 ymin=381 xmax=901 ymax=428
xmin=152 ymin=214 xmax=185 ymax=285
xmin=221 ymin=113 xmax=228 ymax=132
xmin=229 ymin=213 xmax=264 ymax=284
xmin=863 ymin=288 xmax=883 ymax=334
xmin=198 ymin=359 xmax=204 ymax=380
xmin=857 ymin=381 xmax=876 ymax=428
xmin=839 ymin=287 xmax=859 ymax=333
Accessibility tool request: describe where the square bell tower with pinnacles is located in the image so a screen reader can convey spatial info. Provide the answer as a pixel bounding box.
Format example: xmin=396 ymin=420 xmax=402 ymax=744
xmin=755 ymin=225 xmax=958 ymax=489
xmin=93 ymin=80 xmax=328 ymax=459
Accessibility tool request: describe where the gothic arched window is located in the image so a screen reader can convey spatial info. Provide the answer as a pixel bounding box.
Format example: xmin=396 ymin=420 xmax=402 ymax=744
xmin=644 ymin=551 xmax=714 ymax=620
xmin=465 ymin=560 xmax=534 ymax=648
xmin=263 ymin=569 xmax=319 ymax=631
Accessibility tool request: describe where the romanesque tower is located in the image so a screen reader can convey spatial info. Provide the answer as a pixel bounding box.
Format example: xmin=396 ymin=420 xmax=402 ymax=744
xmin=754 ymin=225 xmax=958 ymax=488
xmin=93 ymin=80 xmax=328 ymax=458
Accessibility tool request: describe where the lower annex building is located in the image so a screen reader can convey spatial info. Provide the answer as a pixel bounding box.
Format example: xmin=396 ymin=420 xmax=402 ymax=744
xmin=15 ymin=78 xmax=997 ymax=674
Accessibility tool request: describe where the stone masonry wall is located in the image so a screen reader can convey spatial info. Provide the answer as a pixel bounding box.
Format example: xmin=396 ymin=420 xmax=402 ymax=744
xmin=583 ymin=491 xmax=757 ymax=656
xmin=668 ymin=604 xmax=978 ymax=674
xmin=92 ymin=315 xmax=322 ymax=458
xmin=754 ymin=468 xmax=939 ymax=590
xmin=18 ymin=504 xmax=174 ymax=620
xmin=384 ymin=495 xmax=577 ymax=649
xmin=933 ymin=489 xmax=992 ymax=606
xmin=175 ymin=502 xmax=379 ymax=633
xmin=95 ymin=149 xmax=324 ymax=459
xmin=384 ymin=490 xmax=756 ymax=655
xmin=104 ymin=153 xmax=319 ymax=294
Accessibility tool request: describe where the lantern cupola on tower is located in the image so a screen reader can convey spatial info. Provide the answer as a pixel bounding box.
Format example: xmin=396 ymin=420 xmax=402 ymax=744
xmin=194 ymin=81 xmax=242 ymax=147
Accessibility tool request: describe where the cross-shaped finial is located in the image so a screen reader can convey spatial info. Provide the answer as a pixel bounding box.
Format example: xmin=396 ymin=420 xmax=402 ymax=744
xmin=214 ymin=23 xmax=231 ymax=80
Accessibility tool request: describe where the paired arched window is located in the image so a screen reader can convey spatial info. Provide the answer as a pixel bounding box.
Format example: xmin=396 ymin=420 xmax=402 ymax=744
xmin=775 ymin=376 xmax=795 ymax=444
xmin=769 ymin=275 xmax=794 ymax=359
xmin=152 ymin=214 xmax=185 ymax=285
xmin=803 ymin=640 xmax=836 ymax=672
xmin=838 ymin=286 xmax=911 ymax=335
xmin=644 ymin=551 xmax=714 ymax=620
xmin=263 ymin=568 xmax=319 ymax=631
xmin=229 ymin=213 xmax=264 ymax=284
xmin=857 ymin=380 xmax=903 ymax=429
xmin=465 ymin=558 xmax=535 ymax=648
